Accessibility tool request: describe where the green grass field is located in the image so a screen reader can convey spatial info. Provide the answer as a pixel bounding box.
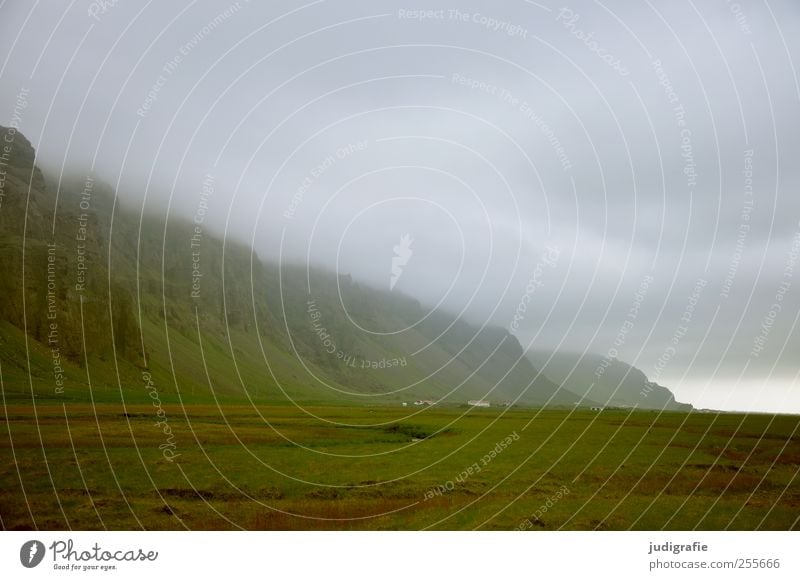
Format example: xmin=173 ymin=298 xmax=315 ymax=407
xmin=2 ymin=401 xmax=798 ymax=530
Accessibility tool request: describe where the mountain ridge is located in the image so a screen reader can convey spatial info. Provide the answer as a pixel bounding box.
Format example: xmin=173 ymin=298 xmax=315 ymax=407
xmin=526 ymin=350 xmax=693 ymax=411
xmin=0 ymin=126 xmax=582 ymax=407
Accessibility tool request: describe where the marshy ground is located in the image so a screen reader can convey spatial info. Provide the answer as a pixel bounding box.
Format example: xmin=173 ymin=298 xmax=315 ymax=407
xmin=2 ymin=403 xmax=798 ymax=530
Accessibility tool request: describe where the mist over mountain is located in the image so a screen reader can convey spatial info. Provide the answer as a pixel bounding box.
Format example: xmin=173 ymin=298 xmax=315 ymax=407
xmin=2 ymin=1 xmax=799 ymax=412
xmin=526 ymin=351 xmax=693 ymax=412
xmin=0 ymin=125 xmax=587 ymax=408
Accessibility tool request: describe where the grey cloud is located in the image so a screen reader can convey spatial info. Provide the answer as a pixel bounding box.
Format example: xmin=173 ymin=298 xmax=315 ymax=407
xmin=1 ymin=0 xmax=799 ymax=411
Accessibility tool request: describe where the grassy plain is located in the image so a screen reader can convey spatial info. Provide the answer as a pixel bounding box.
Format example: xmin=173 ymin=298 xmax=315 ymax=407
xmin=2 ymin=400 xmax=798 ymax=531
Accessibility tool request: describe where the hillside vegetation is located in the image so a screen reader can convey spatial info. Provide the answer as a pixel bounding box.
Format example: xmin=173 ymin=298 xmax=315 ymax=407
xmin=0 ymin=126 xmax=580 ymax=408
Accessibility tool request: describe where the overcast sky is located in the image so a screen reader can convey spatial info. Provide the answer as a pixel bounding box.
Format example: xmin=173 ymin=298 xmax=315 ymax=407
xmin=1 ymin=0 xmax=799 ymax=412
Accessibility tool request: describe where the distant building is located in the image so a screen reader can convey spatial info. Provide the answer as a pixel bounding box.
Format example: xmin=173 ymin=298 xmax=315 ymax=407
xmin=468 ymin=400 xmax=490 ymax=408
xmin=414 ymin=400 xmax=435 ymax=406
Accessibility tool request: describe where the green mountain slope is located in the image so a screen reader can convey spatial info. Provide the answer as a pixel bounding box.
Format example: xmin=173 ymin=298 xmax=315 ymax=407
xmin=526 ymin=350 xmax=693 ymax=411
xmin=0 ymin=126 xmax=579 ymax=407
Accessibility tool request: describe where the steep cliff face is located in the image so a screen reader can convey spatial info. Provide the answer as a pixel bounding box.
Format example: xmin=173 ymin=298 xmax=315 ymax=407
xmin=0 ymin=127 xmax=576 ymax=406
xmin=0 ymin=126 xmax=143 ymax=371
xmin=527 ymin=351 xmax=693 ymax=411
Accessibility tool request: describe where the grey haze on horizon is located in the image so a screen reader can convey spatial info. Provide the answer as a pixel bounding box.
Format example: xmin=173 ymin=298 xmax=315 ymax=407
xmin=1 ymin=0 xmax=799 ymax=412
